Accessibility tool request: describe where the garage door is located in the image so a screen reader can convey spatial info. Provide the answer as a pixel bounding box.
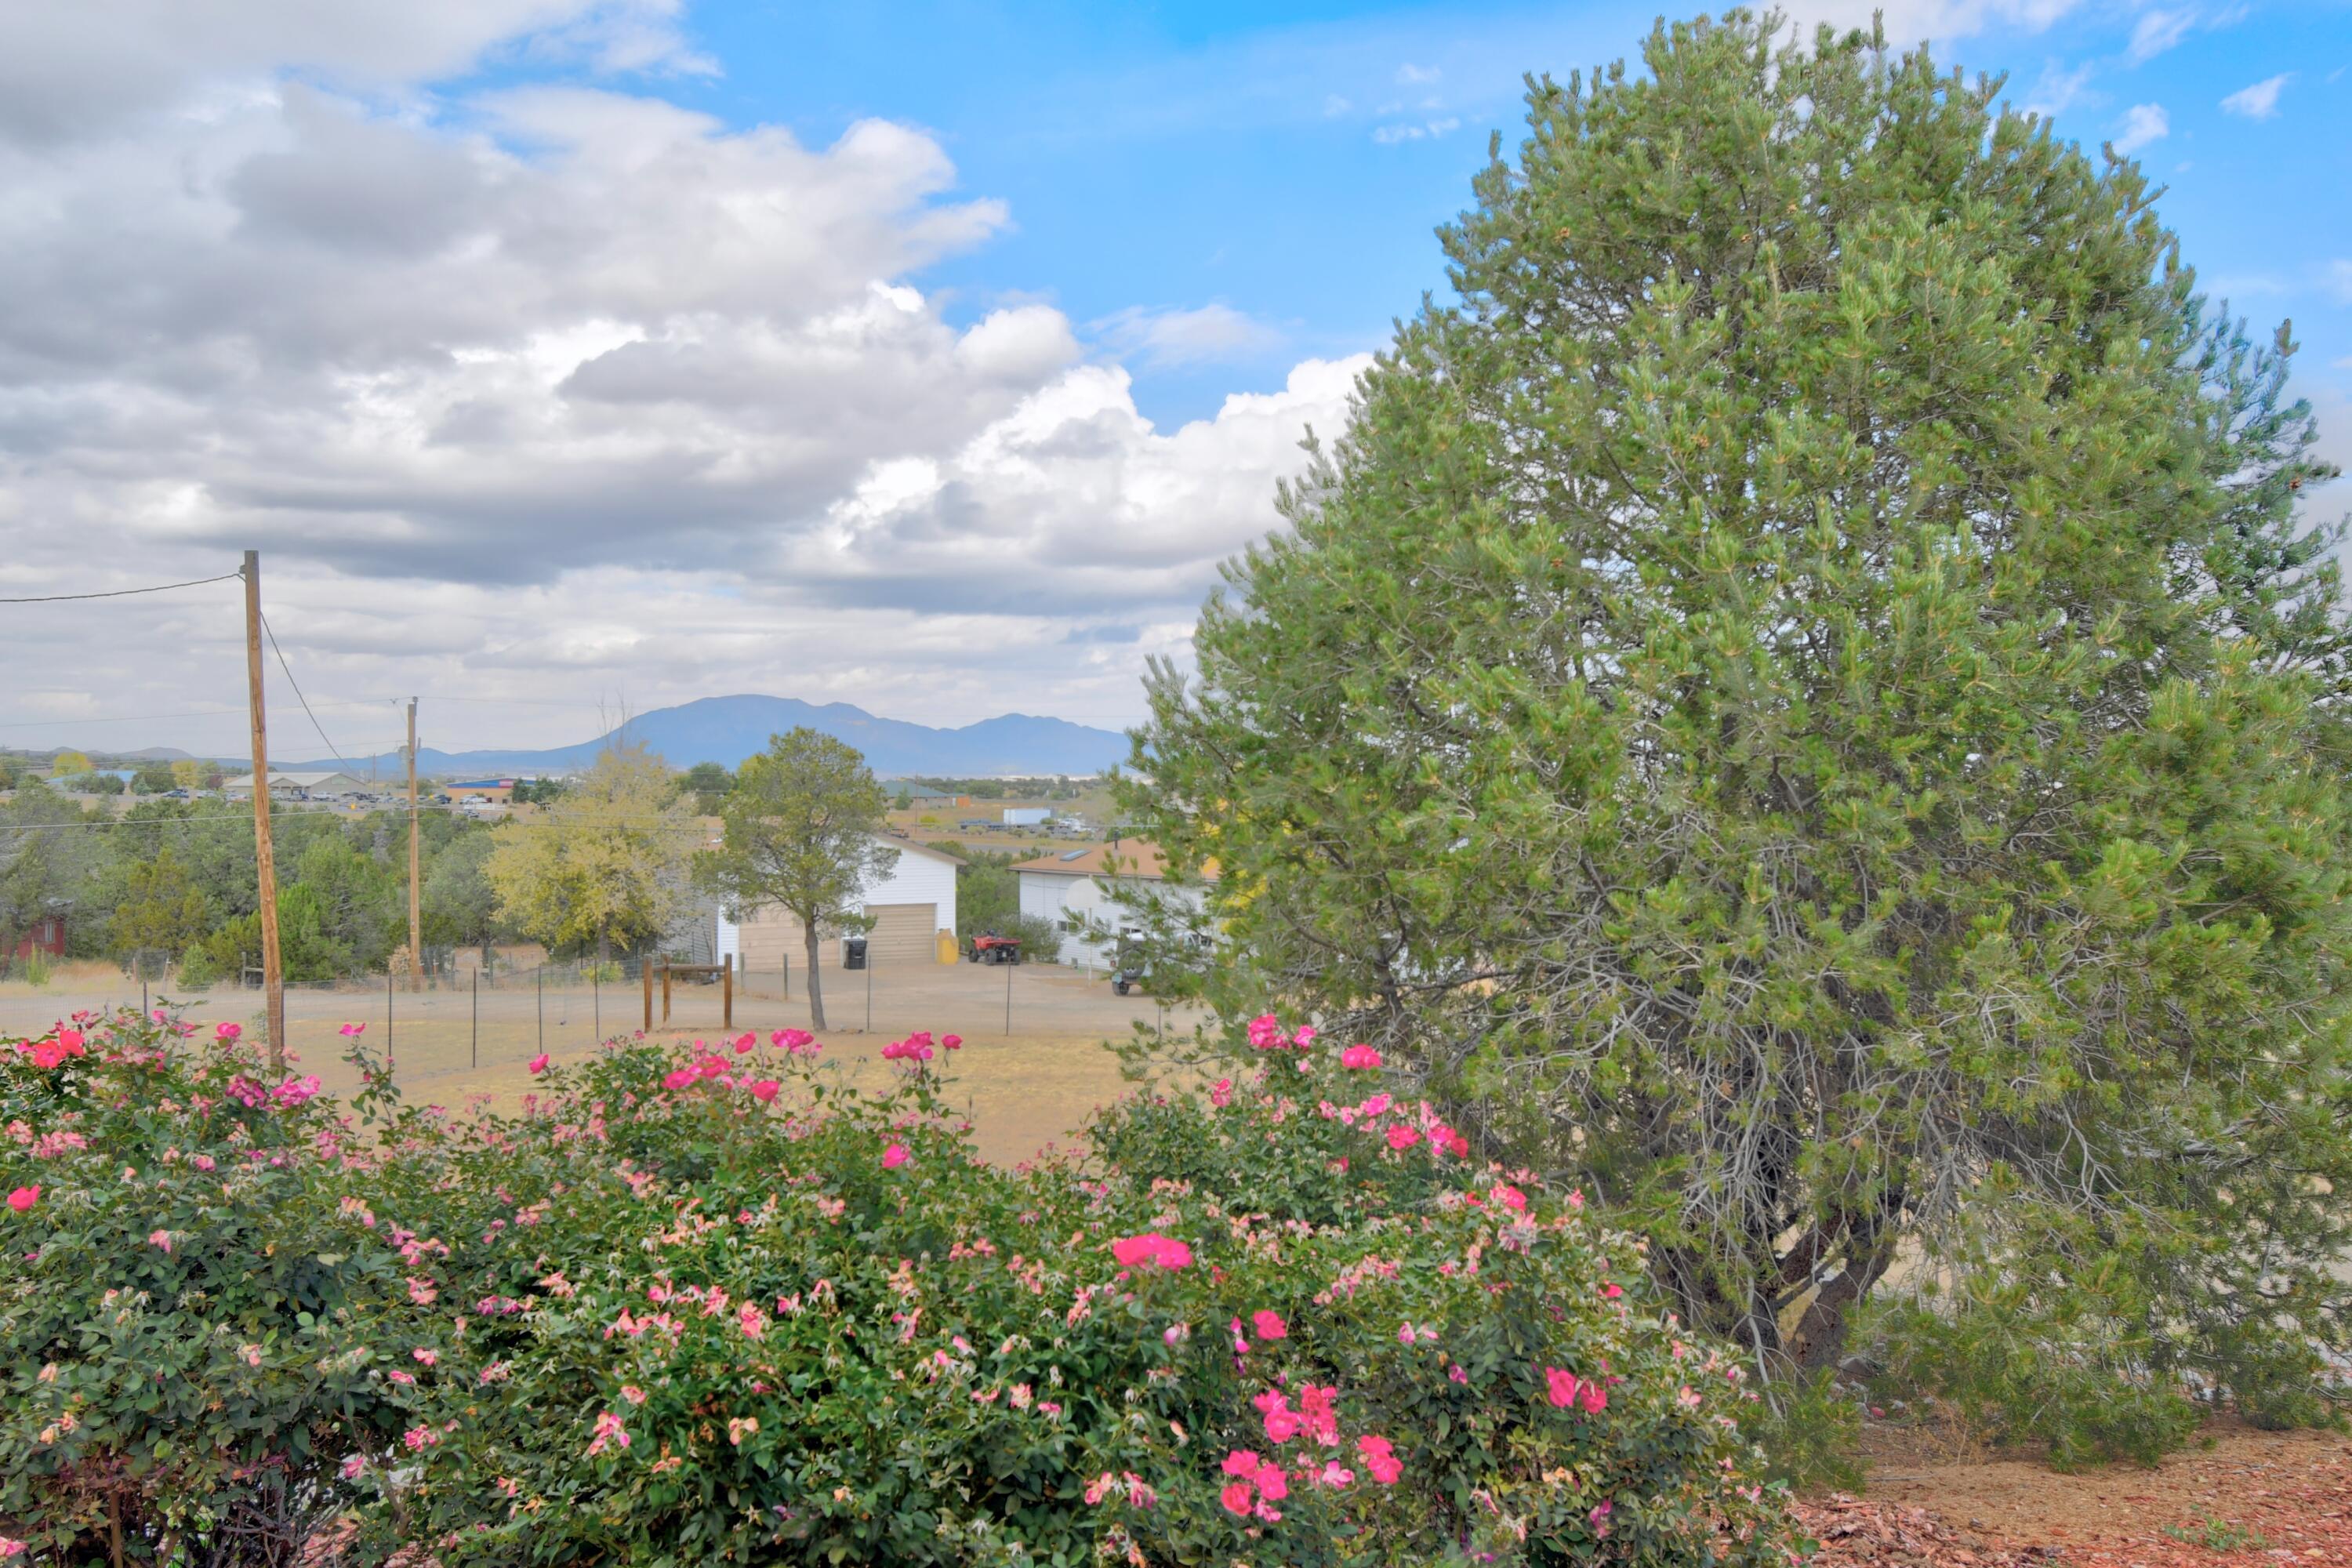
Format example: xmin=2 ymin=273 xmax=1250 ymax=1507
xmin=732 ymin=906 xmax=808 ymax=973
xmin=863 ymin=902 xmax=938 ymax=967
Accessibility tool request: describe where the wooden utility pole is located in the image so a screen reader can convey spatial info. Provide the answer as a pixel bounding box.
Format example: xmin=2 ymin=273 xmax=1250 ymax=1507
xmin=241 ymin=550 xmax=286 ymax=1071
xmin=407 ymin=698 xmax=422 ymax=990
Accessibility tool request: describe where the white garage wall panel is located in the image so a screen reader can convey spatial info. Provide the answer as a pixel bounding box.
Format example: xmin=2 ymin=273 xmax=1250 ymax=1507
xmin=713 ymin=837 xmax=959 ymax=967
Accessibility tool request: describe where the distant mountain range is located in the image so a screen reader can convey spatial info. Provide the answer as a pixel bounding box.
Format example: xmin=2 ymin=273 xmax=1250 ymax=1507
xmin=279 ymin=695 xmax=1130 ymax=780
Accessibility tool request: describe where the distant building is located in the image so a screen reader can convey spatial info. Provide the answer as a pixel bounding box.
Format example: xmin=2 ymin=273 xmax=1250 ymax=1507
xmin=900 ymin=786 xmax=969 ymax=806
xmin=9 ymin=906 xmax=67 ymax=962
xmin=1011 ymin=840 xmax=1217 ymax=968
xmin=445 ymin=779 xmax=517 ymax=804
xmin=1002 ymin=807 xmax=1051 ymax=827
xmin=715 ymin=836 xmax=964 ymax=971
xmin=223 ymin=771 xmax=367 ymax=800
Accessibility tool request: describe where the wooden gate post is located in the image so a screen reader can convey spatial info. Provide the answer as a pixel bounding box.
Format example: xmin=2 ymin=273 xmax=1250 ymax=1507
xmin=722 ymin=956 xmax=734 ymax=1030
xmin=642 ymin=959 xmax=654 ymax=1032
xmin=661 ymin=962 xmax=673 ymax=1025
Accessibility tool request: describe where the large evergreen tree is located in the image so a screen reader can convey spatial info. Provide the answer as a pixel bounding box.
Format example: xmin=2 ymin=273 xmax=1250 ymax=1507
xmin=1122 ymin=11 xmax=2351 ymax=1439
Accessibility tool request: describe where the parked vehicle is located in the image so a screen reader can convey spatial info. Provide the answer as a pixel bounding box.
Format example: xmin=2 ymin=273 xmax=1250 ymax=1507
xmin=1111 ymin=929 xmax=1208 ymax=996
xmin=964 ymin=931 xmax=1022 ymax=965
xmin=1111 ymin=929 xmax=1147 ymax=996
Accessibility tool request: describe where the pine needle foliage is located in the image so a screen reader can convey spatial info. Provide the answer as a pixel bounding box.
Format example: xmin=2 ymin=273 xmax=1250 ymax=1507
xmin=1117 ymin=9 xmax=2352 ymax=1449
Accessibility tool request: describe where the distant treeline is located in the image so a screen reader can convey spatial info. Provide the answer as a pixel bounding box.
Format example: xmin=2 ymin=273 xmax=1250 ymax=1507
xmin=0 ymin=793 xmax=508 ymax=982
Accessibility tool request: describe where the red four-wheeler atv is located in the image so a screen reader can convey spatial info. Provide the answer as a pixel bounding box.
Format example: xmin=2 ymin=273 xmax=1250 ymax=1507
xmin=964 ymin=931 xmax=1023 ymax=965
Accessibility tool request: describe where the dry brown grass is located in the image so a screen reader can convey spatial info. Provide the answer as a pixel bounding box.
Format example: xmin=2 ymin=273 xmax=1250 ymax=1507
xmin=0 ymin=960 xmax=1203 ymax=1167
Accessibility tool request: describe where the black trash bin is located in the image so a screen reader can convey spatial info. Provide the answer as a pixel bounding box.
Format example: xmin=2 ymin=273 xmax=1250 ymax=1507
xmin=844 ymin=936 xmax=868 ymax=971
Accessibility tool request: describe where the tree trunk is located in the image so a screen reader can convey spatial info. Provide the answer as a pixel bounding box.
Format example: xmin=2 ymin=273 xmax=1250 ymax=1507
xmin=803 ymin=921 xmax=827 ymax=1031
xmin=1788 ymin=1243 xmax=1898 ymax=1374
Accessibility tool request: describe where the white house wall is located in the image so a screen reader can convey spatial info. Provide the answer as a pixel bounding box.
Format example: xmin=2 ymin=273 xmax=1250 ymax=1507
xmin=1018 ymin=873 xmax=1207 ymax=969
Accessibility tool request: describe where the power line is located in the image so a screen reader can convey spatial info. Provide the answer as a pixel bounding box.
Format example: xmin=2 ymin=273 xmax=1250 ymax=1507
xmin=0 ymin=570 xmax=244 ymax=605
xmin=256 ymin=609 xmax=362 ymax=777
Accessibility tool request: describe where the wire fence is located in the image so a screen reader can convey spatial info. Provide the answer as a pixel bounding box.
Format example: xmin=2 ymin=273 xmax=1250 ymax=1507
xmin=0 ymin=949 xmax=1197 ymax=1104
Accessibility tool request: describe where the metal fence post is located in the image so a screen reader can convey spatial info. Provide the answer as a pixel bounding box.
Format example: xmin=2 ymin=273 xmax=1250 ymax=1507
xmin=593 ymin=964 xmax=601 ymax=1042
xmin=387 ymin=967 xmax=394 ymax=1070
xmin=536 ymin=962 xmax=544 ymax=1053
xmin=865 ymin=945 xmax=873 ymax=1033
xmin=472 ymin=968 xmax=479 ymax=1071
xmin=1004 ymin=951 xmax=1013 ymax=1036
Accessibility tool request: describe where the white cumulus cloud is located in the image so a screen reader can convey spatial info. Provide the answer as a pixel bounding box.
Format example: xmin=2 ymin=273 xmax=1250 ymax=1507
xmin=2111 ymin=102 xmax=2169 ymax=153
xmin=2220 ymin=73 xmax=2291 ymax=118
xmin=0 ymin=0 xmax=1369 ymax=746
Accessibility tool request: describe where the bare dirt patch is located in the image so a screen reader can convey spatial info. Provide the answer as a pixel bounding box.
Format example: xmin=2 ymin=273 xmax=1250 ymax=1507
xmin=1800 ymin=1422 xmax=2352 ymax=1566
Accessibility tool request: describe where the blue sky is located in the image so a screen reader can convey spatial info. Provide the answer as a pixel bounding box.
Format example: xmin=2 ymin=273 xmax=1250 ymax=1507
xmin=0 ymin=0 xmax=2347 ymax=754
xmin=630 ymin=0 xmax=2350 ymax=433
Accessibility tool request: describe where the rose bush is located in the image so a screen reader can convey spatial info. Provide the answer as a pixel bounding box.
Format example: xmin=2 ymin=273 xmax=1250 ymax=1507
xmin=0 ymin=1011 xmax=423 ymax=1563
xmin=2 ymin=1010 xmax=1797 ymax=1566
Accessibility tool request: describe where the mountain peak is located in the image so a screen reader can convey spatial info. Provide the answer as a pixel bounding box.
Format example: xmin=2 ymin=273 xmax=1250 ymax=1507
xmin=280 ymin=695 xmax=1126 ymax=779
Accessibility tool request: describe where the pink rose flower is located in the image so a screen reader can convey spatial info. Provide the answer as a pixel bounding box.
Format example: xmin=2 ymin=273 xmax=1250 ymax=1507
xmin=528 ymin=1052 xmax=550 ymax=1075
xmin=1254 ymin=1388 xmax=1303 ymax=1444
xmin=6 ymin=1185 xmax=38 ymax=1213
xmin=586 ymin=1411 xmax=630 ymax=1456
xmin=882 ymin=1142 xmax=910 ymax=1170
xmin=1108 ymin=1232 xmax=1191 ymax=1269
xmin=1544 ymin=1366 xmax=1595 ymax=1410
xmin=1250 ymin=1309 xmax=1287 ymax=1342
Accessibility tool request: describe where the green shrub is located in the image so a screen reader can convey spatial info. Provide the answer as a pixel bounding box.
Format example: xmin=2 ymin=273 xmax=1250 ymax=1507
xmin=174 ymin=946 xmax=225 ymax=989
xmin=0 ymin=1011 xmax=423 ymax=1560
xmin=2 ymin=1011 xmax=1798 ymax=1566
xmin=1740 ymin=1368 xmax=1864 ymax=1494
xmin=1856 ymin=1284 xmax=2205 ymax=1470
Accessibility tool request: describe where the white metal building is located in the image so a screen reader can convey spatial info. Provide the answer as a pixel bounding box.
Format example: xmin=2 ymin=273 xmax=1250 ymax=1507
xmin=714 ymin=835 xmax=962 ymax=972
xmin=1011 ymin=840 xmax=1214 ymax=969
xmin=1002 ymin=807 xmax=1051 ymax=827
xmin=223 ymin=771 xmax=368 ymax=799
